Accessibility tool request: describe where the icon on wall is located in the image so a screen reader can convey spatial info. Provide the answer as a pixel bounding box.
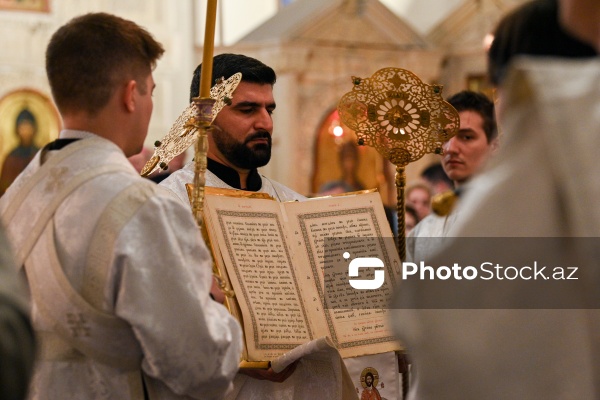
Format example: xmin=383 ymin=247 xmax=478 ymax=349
xmin=0 ymin=0 xmax=49 ymax=12
xmin=0 ymin=89 xmax=60 ymax=195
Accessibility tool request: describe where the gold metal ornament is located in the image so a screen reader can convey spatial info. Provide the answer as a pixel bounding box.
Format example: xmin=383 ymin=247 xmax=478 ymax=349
xmin=431 ymin=189 xmax=459 ymax=217
xmin=189 ymin=97 xmax=216 ymax=228
xmin=140 ymin=73 xmax=242 ymax=177
xmin=338 ymin=67 xmax=459 ymax=259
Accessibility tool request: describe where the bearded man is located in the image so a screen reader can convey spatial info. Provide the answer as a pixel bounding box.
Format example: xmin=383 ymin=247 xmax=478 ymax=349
xmin=160 ymin=53 xmax=304 ymax=203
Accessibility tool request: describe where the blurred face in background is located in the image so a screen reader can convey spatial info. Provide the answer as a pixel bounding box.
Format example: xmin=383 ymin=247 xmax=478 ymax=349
xmin=559 ymin=0 xmax=600 ymax=51
xmin=406 ymin=186 xmax=431 ymax=221
xmin=405 ymin=209 xmax=417 ymax=234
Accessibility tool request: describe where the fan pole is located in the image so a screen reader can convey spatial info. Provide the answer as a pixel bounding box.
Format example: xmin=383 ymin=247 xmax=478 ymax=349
xmin=395 ymin=165 xmax=406 ymax=261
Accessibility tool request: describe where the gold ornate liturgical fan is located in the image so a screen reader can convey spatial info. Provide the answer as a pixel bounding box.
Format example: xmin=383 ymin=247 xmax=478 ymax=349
xmin=140 ymin=73 xmax=241 ymax=178
xmin=338 ymin=67 xmax=459 ymax=260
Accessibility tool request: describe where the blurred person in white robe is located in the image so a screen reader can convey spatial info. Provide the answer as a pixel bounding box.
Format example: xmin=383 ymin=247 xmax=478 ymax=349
xmin=391 ymin=0 xmax=600 ymax=398
xmin=0 ymin=223 xmax=35 ymax=400
xmin=406 ymin=90 xmax=498 ymax=263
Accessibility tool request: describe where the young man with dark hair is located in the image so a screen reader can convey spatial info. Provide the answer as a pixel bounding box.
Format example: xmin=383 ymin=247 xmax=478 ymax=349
xmin=407 ymin=90 xmax=497 ymax=259
xmin=0 ymin=13 xmax=242 ymax=399
xmin=440 ymin=91 xmax=497 ymax=187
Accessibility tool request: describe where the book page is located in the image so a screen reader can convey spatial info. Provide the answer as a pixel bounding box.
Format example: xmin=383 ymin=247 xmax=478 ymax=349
xmin=199 ymin=203 xmax=247 ymax=358
xmin=283 ymin=191 xmax=402 ymax=358
xmin=203 ymin=192 xmax=315 ymax=361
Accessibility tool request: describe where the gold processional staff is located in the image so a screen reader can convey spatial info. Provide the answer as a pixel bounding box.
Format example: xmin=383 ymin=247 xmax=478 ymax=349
xmin=141 ymin=0 xmax=271 ymax=370
xmin=337 ymin=68 xmax=459 ymax=260
xmin=140 ymin=0 xmax=239 ymax=298
xmin=142 ymin=0 xmax=218 ymax=228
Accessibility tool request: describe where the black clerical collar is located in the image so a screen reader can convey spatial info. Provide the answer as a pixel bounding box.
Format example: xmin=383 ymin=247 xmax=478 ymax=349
xmin=207 ymin=158 xmax=262 ymax=191
xmin=44 ymin=138 xmax=80 ymax=151
xmin=40 ymin=138 xmax=81 ymax=164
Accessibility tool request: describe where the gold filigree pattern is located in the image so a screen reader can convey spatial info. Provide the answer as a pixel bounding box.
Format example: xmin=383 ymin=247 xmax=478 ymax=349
xmin=338 ymin=67 xmax=459 ymax=260
xmin=338 ymin=67 xmax=458 ymax=167
xmin=140 ymin=73 xmax=242 ymax=177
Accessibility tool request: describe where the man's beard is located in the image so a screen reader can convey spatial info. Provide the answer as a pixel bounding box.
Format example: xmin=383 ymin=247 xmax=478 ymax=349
xmin=212 ymin=128 xmax=272 ymax=169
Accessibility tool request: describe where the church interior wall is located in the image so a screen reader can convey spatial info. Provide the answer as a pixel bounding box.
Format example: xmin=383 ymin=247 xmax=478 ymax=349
xmin=438 ymin=51 xmax=492 ymax=99
xmin=0 ymin=0 xmax=195 ymax=153
xmin=1 ymin=0 xmax=500 ymax=198
xmin=223 ymin=42 xmax=448 ymax=195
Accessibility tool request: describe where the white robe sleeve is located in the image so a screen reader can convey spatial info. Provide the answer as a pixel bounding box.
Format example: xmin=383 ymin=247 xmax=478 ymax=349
xmin=113 ymin=193 xmax=243 ymax=399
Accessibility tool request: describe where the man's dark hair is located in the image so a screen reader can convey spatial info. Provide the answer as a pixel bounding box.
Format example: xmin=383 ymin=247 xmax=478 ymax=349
xmin=46 ymin=13 xmax=164 ymax=116
xmin=405 ymin=204 xmax=419 ymax=224
xmin=189 ymin=53 xmax=276 ymax=102
xmin=488 ymin=0 xmax=596 ymax=86
xmin=447 ymin=91 xmax=497 ymax=143
xmin=421 ymin=163 xmax=452 ymax=190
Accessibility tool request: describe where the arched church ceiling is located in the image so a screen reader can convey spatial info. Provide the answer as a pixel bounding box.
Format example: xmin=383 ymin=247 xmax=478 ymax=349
xmin=238 ymin=0 xmax=429 ymax=50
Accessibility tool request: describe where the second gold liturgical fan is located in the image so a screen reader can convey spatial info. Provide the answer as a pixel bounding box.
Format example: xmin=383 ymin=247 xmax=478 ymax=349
xmin=338 ymin=67 xmax=459 ymax=259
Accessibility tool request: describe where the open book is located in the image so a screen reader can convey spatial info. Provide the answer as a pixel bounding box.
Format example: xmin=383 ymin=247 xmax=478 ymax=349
xmin=189 ymin=186 xmax=402 ymax=364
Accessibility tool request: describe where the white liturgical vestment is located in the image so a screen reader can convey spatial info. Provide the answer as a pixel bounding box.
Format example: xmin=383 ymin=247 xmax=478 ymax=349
xmin=405 ymin=210 xmax=459 ymax=264
xmin=391 ymin=58 xmax=600 ymax=399
xmin=0 ymin=131 xmax=243 ymax=400
xmin=160 ymin=161 xmax=306 ymax=204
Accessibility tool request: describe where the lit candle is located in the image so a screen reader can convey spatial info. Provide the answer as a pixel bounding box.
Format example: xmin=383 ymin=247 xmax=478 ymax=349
xmin=199 ymin=0 xmax=218 ymax=97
